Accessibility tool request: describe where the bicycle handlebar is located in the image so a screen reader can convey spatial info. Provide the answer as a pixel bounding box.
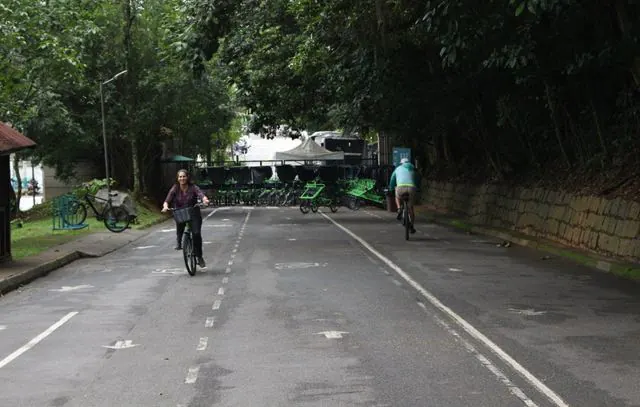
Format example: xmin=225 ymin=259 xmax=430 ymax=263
xmin=167 ymin=202 xmax=210 ymax=211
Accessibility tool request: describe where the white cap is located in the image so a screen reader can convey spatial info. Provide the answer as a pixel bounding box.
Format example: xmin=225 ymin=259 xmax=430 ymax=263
xmin=400 ymin=157 xmax=409 ymax=164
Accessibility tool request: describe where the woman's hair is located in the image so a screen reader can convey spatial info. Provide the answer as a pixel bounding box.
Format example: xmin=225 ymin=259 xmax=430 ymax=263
xmin=174 ymin=168 xmax=193 ymax=186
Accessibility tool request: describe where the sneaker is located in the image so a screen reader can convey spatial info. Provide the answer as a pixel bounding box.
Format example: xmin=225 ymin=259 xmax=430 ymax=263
xmin=396 ymin=210 xmax=402 ymax=221
xmin=410 ymin=226 xmax=417 ymax=234
xmin=174 ymin=245 xmax=182 ymax=250
xmin=197 ymin=257 xmax=206 ymax=267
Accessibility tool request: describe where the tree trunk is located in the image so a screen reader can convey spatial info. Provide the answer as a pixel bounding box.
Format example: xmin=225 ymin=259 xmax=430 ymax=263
xmin=544 ymin=81 xmax=571 ymax=167
xmin=123 ymin=0 xmax=139 ymax=196
xmin=131 ymin=139 xmax=141 ymax=197
xmin=588 ymin=95 xmax=608 ymax=159
xmin=12 ymin=155 xmax=21 ymax=214
xmin=614 ymin=0 xmax=640 ymax=87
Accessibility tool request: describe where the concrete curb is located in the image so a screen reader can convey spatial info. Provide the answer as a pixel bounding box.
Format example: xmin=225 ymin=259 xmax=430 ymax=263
xmin=0 ymin=217 xmax=170 ymax=296
xmin=419 ymin=212 xmax=640 ymax=279
xmin=0 ymin=252 xmax=81 ymax=295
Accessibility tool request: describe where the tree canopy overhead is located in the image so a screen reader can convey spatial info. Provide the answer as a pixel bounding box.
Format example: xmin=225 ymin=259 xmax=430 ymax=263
xmin=186 ymin=0 xmax=640 ymax=191
xmin=1 ymin=0 xmax=238 ymax=198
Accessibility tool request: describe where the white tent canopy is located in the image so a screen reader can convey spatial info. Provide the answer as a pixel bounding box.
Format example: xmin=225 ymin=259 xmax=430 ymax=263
xmin=275 ymin=137 xmax=345 ymax=161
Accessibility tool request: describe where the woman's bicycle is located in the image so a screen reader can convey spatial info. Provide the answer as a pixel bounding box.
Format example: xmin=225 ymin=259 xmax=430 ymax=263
xmin=169 ymin=202 xmax=208 ymax=276
xmin=64 ymin=190 xmax=132 ymax=233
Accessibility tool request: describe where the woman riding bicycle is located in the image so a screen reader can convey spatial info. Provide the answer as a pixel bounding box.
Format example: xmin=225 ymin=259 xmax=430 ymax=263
xmin=162 ymin=169 xmax=210 ymax=267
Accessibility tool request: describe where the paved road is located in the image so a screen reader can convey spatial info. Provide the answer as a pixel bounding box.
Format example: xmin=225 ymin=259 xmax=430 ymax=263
xmin=0 ymin=206 xmax=639 ymax=407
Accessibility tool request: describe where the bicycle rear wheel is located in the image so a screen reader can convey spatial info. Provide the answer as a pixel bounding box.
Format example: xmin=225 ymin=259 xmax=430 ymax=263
xmin=63 ymin=200 xmax=88 ymax=226
xmin=183 ymin=233 xmax=196 ymax=276
xmin=103 ymin=205 xmax=131 ymax=233
xmin=403 ymin=202 xmax=410 ymax=241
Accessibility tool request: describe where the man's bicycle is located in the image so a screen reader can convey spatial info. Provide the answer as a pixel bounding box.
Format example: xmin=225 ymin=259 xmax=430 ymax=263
xmin=64 ymin=190 xmax=132 ymax=233
xmin=169 ymin=202 xmax=208 ymax=276
xmin=399 ymin=192 xmax=414 ymax=240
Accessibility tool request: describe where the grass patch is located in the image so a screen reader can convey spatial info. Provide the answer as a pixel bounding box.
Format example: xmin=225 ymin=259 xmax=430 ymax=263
xmin=11 ymin=218 xmax=102 ymax=259
xmin=538 ymin=245 xmax=595 ymax=266
xmin=449 ymin=219 xmax=473 ymax=232
xmin=611 ymin=266 xmax=640 ymax=281
xmin=10 ymin=196 xmax=167 ymax=260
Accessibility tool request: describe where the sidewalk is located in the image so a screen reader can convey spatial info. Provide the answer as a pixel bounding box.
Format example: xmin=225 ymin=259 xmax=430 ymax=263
xmin=0 ymin=220 xmax=170 ymax=295
xmin=408 ymin=205 xmax=640 ymax=280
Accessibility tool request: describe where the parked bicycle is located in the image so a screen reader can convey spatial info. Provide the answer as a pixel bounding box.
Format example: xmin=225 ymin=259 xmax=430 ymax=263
xmin=63 ymin=189 xmax=133 ymax=233
xmin=168 ymin=202 xmax=209 ymax=276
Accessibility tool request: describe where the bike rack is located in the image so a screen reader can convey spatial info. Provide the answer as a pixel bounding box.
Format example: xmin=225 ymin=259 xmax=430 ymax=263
xmin=52 ymin=194 xmax=89 ymax=231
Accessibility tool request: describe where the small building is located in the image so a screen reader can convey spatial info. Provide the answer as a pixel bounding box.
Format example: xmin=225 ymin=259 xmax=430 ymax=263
xmin=0 ymin=122 xmax=36 ymax=263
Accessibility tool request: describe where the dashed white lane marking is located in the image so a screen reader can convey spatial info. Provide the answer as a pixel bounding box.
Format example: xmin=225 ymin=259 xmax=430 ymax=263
xmin=0 ymin=325 xmax=6 ymax=331
xmin=230 ymin=254 xmax=236 ymax=259
xmin=322 ymin=213 xmax=569 ymax=407
xmin=205 ymin=317 xmax=215 ymax=328
xmin=225 ymin=267 xmax=231 ymax=274
xmin=227 ymin=260 xmax=233 ymax=266
xmin=196 ymin=337 xmax=208 ymax=351
xmin=212 ymin=300 xmax=222 ymax=310
xmin=0 ymin=312 xmax=78 ymax=369
xmin=449 ymin=268 xmax=462 ymax=272
xmin=185 ymin=366 xmax=199 ymax=384
xmin=222 ymin=277 xmax=229 ymax=284
xmin=205 ymin=207 xmax=227 ymax=220
xmin=218 ymin=287 xmax=225 ymax=296
xmin=232 ymin=248 xmax=237 ymax=254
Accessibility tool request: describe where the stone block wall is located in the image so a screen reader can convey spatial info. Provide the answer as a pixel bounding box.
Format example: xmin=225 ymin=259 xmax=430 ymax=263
xmin=421 ymin=181 xmax=640 ymax=261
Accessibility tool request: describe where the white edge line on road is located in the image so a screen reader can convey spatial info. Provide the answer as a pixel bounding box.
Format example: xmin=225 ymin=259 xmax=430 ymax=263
xmin=205 ymin=207 xmax=226 ymax=221
xmin=321 ymin=212 xmax=569 ymax=407
xmin=429 ymin=307 xmax=539 ymax=407
xmin=0 ymin=311 xmax=78 ymax=369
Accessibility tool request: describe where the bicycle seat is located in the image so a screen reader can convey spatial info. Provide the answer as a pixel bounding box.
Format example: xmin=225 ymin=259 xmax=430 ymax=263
xmin=400 ymin=192 xmax=410 ymax=199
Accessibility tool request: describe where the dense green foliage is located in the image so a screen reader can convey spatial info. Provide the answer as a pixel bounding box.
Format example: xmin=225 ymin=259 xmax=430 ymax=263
xmin=0 ymin=0 xmax=237 ymax=195
xmin=186 ymin=0 xmax=640 ymax=185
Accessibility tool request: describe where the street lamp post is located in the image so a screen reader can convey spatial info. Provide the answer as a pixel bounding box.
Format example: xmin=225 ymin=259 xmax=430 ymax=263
xmin=100 ymin=69 xmax=127 ymax=195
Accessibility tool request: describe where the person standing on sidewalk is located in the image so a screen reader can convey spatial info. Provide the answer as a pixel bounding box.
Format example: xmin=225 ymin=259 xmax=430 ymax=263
xmin=389 ymin=157 xmax=419 ymax=234
xmin=161 ymin=169 xmax=210 ymax=267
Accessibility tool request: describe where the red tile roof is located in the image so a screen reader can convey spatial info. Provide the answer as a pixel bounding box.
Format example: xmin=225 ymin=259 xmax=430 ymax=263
xmin=0 ymin=122 xmax=36 ymax=155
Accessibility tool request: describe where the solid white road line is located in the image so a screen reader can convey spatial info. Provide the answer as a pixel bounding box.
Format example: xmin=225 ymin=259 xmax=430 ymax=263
xmin=0 ymin=312 xmax=78 ymax=369
xmin=322 ymin=213 xmax=570 ymax=407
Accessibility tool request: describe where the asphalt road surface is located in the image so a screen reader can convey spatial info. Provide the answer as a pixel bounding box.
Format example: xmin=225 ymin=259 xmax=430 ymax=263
xmin=1 ymin=206 xmax=639 ymax=407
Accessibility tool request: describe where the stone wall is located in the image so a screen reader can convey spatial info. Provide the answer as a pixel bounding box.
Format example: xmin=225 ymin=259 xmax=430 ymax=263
xmin=422 ymin=181 xmax=640 ymax=261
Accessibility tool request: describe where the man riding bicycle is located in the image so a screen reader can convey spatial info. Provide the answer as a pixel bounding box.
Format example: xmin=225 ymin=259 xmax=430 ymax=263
xmin=389 ymin=157 xmax=419 ymax=234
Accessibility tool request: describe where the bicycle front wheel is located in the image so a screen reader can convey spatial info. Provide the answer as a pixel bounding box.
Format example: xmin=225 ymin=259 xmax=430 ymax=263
xmin=103 ymin=205 xmax=131 ymax=233
xmin=183 ymin=233 xmax=196 ymax=276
